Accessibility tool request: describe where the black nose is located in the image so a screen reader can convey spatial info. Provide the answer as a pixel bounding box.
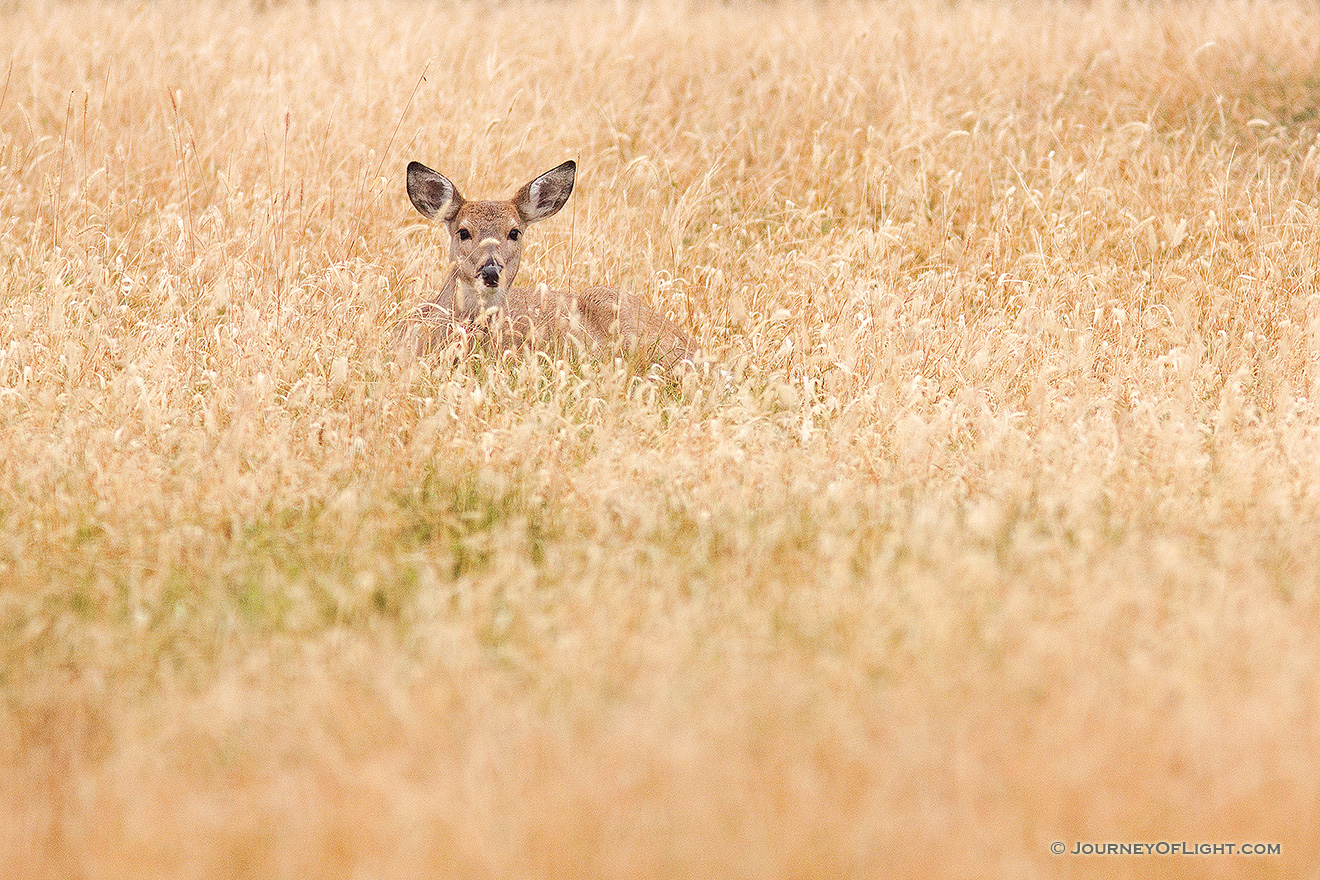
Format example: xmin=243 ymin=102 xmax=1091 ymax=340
xmin=479 ymin=262 xmax=501 ymax=287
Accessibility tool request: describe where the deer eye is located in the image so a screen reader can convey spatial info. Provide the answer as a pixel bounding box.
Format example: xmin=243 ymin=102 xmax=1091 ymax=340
xmin=457 ymin=228 xmax=472 ymax=242
xmin=508 ymin=228 xmax=521 ymax=242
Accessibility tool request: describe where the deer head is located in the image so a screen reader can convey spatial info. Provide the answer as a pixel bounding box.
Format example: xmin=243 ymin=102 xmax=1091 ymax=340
xmin=406 ymin=159 xmax=576 ymax=317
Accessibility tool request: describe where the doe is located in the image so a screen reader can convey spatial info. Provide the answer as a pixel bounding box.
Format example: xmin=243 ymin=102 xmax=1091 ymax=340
xmin=396 ymin=159 xmax=692 ymax=374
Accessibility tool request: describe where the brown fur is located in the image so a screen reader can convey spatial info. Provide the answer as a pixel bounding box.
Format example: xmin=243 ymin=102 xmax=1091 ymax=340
xmin=396 ymin=160 xmax=694 ymax=374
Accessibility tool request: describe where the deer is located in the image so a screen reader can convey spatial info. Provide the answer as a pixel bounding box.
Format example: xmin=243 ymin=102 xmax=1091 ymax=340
xmin=395 ymin=159 xmax=694 ymax=375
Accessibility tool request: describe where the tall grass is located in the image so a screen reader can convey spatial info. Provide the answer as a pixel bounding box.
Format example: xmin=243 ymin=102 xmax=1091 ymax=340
xmin=3 ymin=0 xmax=1319 ymax=876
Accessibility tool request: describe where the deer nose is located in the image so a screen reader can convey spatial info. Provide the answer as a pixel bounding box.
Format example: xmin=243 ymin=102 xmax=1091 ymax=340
xmin=478 ymin=261 xmax=501 ymax=288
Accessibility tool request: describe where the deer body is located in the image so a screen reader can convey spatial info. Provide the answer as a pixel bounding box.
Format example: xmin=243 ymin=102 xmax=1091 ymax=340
xmin=396 ymin=160 xmax=692 ymax=373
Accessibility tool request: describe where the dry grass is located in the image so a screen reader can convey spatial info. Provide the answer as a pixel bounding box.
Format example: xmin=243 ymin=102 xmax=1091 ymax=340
xmin=3 ymin=0 xmax=1320 ymax=876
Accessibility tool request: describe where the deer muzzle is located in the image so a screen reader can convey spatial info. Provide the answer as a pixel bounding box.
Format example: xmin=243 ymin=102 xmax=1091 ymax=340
xmin=478 ymin=260 xmax=501 ymax=288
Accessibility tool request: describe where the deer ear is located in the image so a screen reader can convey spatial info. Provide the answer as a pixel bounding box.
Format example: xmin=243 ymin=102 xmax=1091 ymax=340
xmin=512 ymin=160 xmax=576 ymax=224
xmin=407 ymin=161 xmax=463 ymax=221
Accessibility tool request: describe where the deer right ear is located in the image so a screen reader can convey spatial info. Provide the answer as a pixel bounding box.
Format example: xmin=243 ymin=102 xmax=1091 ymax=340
xmin=513 ymin=160 xmax=576 ymax=224
xmin=406 ymin=161 xmax=463 ymax=222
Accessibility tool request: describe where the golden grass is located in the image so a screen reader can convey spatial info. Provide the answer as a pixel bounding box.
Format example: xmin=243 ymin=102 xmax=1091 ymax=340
xmin=3 ymin=0 xmax=1320 ymax=875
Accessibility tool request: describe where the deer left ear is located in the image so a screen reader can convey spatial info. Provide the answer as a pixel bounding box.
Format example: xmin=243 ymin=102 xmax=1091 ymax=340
xmin=512 ymin=160 xmax=576 ymax=224
xmin=407 ymin=161 xmax=464 ymax=222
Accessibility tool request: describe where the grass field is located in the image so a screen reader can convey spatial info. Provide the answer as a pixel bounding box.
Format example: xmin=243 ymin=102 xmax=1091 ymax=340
xmin=3 ymin=0 xmax=1320 ymax=876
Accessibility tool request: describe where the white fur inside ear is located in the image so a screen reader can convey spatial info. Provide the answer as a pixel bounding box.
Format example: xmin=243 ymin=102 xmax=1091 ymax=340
xmin=527 ymin=179 xmax=542 ymax=206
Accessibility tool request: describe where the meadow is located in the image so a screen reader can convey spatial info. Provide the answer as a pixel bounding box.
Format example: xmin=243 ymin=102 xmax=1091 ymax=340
xmin=2 ymin=0 xmax=1319 ymax=876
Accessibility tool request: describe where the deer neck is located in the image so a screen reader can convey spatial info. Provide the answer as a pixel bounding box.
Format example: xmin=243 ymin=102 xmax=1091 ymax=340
xmin=439 ymin=266 xmax=507 ymax=323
